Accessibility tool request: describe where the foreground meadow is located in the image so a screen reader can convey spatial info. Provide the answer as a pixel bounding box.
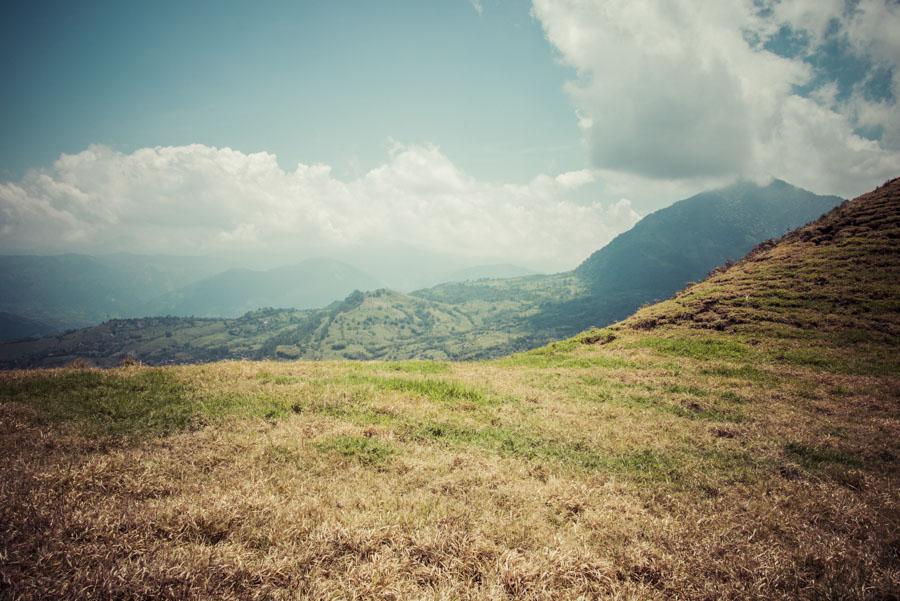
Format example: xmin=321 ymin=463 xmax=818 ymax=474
xmin=1 ymin=181 xmax=898 ymax=599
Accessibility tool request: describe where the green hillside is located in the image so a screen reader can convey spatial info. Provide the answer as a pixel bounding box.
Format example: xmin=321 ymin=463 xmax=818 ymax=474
xmin=415 ymin=181 xmax=842 ymax=332
xmin=0 ymin=284 xmax=576 ymax=367
xmin=0 ymin=179 xmax=896 ymax=599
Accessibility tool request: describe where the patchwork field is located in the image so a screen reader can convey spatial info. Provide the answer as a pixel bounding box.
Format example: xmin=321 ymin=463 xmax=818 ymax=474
xmin=1 ymin=179 xmax=898 ymax=599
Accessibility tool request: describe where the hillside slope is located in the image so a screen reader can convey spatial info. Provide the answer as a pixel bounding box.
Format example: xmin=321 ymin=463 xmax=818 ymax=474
xmin=0 ymin=285 xmax=575 ymax=367
xmin=418 ymin=178 xmax=843 ymax=341
xmin=577 ymin=178 xmax=842 ymax=296
xmin=0 ymin=179 xmax=897 ymax=600
xmin=616 ymin=177 xmax=899 ymax=357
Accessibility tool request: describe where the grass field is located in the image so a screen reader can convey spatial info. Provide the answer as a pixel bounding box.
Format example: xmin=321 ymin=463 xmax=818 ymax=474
xmin=1 ymin=180 xmax=898 ymax=599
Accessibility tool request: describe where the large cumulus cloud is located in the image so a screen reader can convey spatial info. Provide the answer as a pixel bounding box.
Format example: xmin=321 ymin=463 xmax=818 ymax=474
xmin=0 ymin=143 xmax=640 ymax=270
xmin=531 ymin=0 xmax=900 ymax=197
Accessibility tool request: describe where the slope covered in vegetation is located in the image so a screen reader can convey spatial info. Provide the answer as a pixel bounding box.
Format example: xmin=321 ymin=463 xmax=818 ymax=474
xmin=0 ymin=179 xmax=897 ymax=599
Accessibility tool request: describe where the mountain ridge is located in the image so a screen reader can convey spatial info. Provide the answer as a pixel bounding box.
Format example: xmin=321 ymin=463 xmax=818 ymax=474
xmin=142 ymin=258 xmax=383 ymax=318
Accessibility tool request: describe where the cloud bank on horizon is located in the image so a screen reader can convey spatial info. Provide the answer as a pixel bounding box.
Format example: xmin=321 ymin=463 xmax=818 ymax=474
xmin=0 ymin=143 xmax=640 ymax=271
xmin=1 ymin=0 xmax=898 ymax=268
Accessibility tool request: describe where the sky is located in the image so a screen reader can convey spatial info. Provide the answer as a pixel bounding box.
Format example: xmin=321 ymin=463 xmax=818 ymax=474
xmin=1 ymin=0 xmax=898 ymax=272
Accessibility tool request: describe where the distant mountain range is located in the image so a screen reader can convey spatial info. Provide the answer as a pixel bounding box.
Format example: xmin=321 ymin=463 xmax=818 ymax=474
xmin=0 ymin=312 xmax=58 ymax=342
xmin=577 ymin=178 xmax=844 ymax=293
xmin=0 ymin=251 xmax=539 ymax=341
xmin=142 ymin=258 xmax=383 ymax=318
xmin=0 ymin=179 xmax=845 ymax=365
xmin=0 ymin=253 xmax=223 ymax=330
xmin=442 ymin=263 xmax=537 ymax=282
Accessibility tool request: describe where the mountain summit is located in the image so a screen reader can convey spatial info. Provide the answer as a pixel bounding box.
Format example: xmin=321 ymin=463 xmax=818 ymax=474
xmin=576 ymin=178 xmax=843 ymax=299
xmin=616 ymin=177 xmax=899 ymax=351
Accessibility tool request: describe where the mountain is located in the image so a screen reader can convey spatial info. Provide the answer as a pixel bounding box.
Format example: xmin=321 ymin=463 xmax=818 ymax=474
xmin=0 ymin=254 xmax=140 ymax=327
xmin=528 ymin=179 xmax=843 ymax=335
xmin=0 ymin=312 xmax=58 ymax=342
xmin=616 ymin=177 xmax=899 ymax=348
xmin=0 ymin=253 xmax=379 ymax=327
xmin=0 ymin=179 xmax=849 ymax=367
xmin=143 ymin=258 xmax=382 ymax=318
xmin=0 ymin=253 xmax=223 ymax=327
xmin=441 ymin=264 xmax=537 ymax=283
xmin=3 ymin=180 xmax=897 ymax=599
xmin=418 ymin=179 xmax=844 ymax=341
xmin=576 ymin=178 xmax=844 ymax=296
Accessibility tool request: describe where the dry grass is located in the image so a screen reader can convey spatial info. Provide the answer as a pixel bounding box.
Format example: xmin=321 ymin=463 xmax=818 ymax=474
xmin=2 ymin=344 xmax=897 ymax=600
xmin=1 ymin=180 xmax=899 ymax=599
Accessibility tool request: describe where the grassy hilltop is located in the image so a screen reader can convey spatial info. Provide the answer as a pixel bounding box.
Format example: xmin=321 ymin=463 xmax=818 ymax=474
xmin=0 ymin=179 xmax=898 ymax=599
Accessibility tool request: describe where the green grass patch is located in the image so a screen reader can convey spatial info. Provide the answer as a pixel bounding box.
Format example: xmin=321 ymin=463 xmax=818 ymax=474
xmin=784 ymin=442 xmax=861 ymax=469
xmin=0 ymin=369 xmax=193 ymax=437
xmin=256 ymin=371 xmax=299 ymax=385
xmin=498 ymin=350 xmax=637 ymax=370
xmin=719 ymin=390 xmax=750 ymax=404
xmin=197 ymin=386 xmax=295 ymax=422
xmin=569 ymin=380 xmax=617 ymax=404
xmin=635 ymin=335 xmax=752 ymax=361
xmin=409 ymin=419 xmax=681 ymax=478
xmin=305 ymin=395 xmax=399 ymax=428
xmin=699 ymin=364 xmax=774 ymax=383
xmin=348 ymin=374 xmax=493 ymax=406
xmin=315 ymin=435 xmax=395 ymax=466
xmin=383 ymin=360 xmax=450 ymax=374
xmin=409 ymin=418 xmax=756 ymax=486
xmin=772 ymin=347 xmax=894 ymax=376
xmin=625 ymin=393 xmax=745 ymax=422
xmin=663 ymin=384 xmax=709 ymax=397
xmin=776 ymin=349 xmax=841 ymax=370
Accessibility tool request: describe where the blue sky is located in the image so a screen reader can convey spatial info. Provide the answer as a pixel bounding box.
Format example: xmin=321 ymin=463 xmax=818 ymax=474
xmin=1 ymin=1 xmax=898 ymax=270
xmin=0 ymin=0 xmax=583 ymax=182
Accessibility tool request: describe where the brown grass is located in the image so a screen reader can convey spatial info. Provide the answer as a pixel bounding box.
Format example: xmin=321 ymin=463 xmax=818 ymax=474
xmin=1 ymin=346 xmax=897 ymax=599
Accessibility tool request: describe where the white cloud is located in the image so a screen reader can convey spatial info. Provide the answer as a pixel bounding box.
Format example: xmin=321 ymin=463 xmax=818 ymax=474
xmin=0 ymin=143 xmax=641 ymax=271
xmin=469 ymin=0 xmax=483 ymax=15
xmin=531 ymin=0 xmax=900 ymax=198
xmin=555 ymin=169 xmax=595 ymax=189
